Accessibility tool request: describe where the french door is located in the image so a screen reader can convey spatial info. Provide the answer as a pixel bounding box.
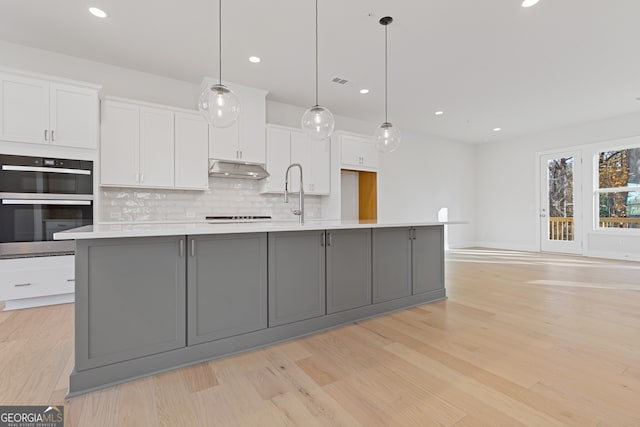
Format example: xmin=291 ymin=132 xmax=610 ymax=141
xmin=540 ymin=151 xmax=582 ymax=254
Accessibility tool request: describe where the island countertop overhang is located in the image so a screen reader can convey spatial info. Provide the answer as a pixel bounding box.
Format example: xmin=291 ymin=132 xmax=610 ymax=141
xmin=54 ymin=220 xmax=466 ymax=240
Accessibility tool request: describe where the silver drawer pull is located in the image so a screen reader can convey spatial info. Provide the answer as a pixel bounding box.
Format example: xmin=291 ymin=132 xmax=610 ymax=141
xmin=67 ymin=279 xmax=75 ymax=282
xmin=14 ymin=283 xmax=32 ymax=287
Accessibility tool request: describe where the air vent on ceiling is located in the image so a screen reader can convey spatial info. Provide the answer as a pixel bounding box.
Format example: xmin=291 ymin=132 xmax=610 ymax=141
xmin=331 ymin=77 xmax=349 ymax=85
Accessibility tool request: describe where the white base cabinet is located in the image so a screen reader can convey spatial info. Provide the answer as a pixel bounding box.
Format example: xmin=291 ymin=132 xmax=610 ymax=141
xmin=0 ymin=255 xmax=75 ymax=311
xmin=0 ymin=70 xmax=99 ymax=149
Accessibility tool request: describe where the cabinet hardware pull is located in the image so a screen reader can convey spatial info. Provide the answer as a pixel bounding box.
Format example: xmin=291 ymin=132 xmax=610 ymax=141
xmin=328 ymin=232 xmax=332 ymax=246
xmin=67 ymin=279 xmax=75 ymax=282
xmin=14 ymin=283 xmax=32 ymax=287
xmin=51 ymin=130 xmax=55 ymax=141
xmin=240 ymin=150 xmax=243 ymax=159
xmin=321 ymin=233 xmax=325 ymax=247
xmin=179 ymin=239 xmax=184 ymax=257
xmin=44 ymin=129 xmax=48 ymax=141
xmin=190 ymin=239 xmax=196 ymax=257
xmin=140 ymin=174 xmax=144 ymax=183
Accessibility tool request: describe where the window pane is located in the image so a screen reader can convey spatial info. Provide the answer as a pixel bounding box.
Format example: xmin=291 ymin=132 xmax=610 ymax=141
xmin=598 ymin=148 xmax=640 ymax=189
xmin=599 ymin=191 xmax=640 ymax=228
xmin=547 ymin=157 xmax=574 ymax=241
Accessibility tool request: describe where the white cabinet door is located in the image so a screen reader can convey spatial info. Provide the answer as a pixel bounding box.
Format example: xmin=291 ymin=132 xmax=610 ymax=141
xmin=263 ymin=126 xmax=291 ymax=193
xmin=238 ymin=86 xmax=266 ymax=164
xmin=101 ymin=101 xmax=140 ymax=186
xmin=49 ymin=83 xmax=98 ymax=149
xmin=341 ymin=134 xmax=378 ymax=171
xmin=0 ymin=75 xmax=49 ymax=144
xmin=175 ymin=112 xmax=209 ymax=190
xmin=139 ymin=107 xmax=174 ymax=188
xmin=210 ymin=123 xmax=239 ymax=161
xmin=311 ymin=138 xmax=331 ymax=195
xmin=207 ymin=83 xmax=266 ymax=164
xmin=290 ymin=130 xmax=312 ymax=193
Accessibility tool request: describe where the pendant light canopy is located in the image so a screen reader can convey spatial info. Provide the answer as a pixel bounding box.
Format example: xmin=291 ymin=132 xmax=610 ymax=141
xmin=301 ymin=0 xmax=335 ymax=140
xmin=198 ymin=0 xmax=240 ymax=128
xmin=374 ymin=16 xmax=401 ymax=153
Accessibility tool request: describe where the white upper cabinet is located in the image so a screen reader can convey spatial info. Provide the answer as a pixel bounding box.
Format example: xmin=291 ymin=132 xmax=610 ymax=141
xmin=0 ymin=71 xmax=99 ymax=149
xmin=311 ymin=137 xmax=331 ymax=194
xmin=0 ymin=74 xmax=50 ymax=144
xmin=207 ymin=82 xmax=267 ymax=164
xmin=261 ymin=125 xmax=330 ymax=195
xmin=210 ymin=124 xmax=239 ymax=161
xmin=100 ymin=100 xmax=140 ymax=187
xmin=340 ymin=133 xmax=378 ymax=171
xmin=139 ymin=107 xmax=174 ymax=188
xmin=290 ymin=130 xmax=312 ymax=193
xmin=101 ymin=98 xmax=209 ymax=191
xmin=49 ymin=83 xmax=98 ymax=149
xmin=175 ymin=112 xmax=209 ymax=190
xmin=261 ymin=126 xmax=292 ymax=193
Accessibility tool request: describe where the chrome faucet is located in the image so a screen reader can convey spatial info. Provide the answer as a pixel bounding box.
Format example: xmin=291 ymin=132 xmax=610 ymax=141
xmin=284 ymin=163 xmax=304 ymax=224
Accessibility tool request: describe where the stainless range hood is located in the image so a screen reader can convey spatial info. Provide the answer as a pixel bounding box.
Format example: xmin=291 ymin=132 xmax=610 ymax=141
xmin=208 ymin=159 xmax=270 ymax=180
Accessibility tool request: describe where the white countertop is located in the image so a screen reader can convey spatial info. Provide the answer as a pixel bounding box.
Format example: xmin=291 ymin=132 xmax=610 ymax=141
xmin=54 ymin=220 xmax=464 ymax=240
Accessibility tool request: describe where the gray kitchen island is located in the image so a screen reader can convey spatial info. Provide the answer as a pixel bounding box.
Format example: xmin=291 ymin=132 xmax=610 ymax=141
xmin=55 ymin=220 xmax=449 ymax=396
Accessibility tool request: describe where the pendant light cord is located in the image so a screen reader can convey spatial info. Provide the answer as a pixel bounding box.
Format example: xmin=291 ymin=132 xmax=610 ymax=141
xmin=384 ymin=23 xmax=388 ymax=123
xmin=219 ymin=0 xmax=222 ymax=85
xmin=315 ymin=0 xmax=319 ymax=106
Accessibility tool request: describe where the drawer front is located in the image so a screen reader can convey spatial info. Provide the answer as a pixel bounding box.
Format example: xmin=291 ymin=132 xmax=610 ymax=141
xmin=0 ymin=263 xmax=74 ymax=300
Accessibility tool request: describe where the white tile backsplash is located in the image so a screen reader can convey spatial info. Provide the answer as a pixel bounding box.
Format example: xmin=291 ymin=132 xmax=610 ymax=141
xmin=99 ymin=177 xmax=322 ymax=222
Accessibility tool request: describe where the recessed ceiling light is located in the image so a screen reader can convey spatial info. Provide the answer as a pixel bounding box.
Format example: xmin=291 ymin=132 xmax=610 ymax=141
xmin=88 ymin=7 xmax=107 ymax=18
xmin=435 ymin=111 xmax=444 ymax=116
xmin=521 ymin=0 xmax=540 ymax=8
xmin=248 ymin=56 xmax=261 ymax=63
xmin=359 ymin=89 xmax=369 ymax=94
xmin=493 ymin=127 xmax=502 ymax=132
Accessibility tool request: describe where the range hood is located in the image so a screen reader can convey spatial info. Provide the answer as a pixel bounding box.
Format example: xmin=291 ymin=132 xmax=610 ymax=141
xmin=208 ymin=159 xmax=270 ymax=180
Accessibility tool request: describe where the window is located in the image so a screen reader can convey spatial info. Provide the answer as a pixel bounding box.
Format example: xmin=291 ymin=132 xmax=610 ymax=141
xmin=596 ymin=147 xmax=640 ymax=229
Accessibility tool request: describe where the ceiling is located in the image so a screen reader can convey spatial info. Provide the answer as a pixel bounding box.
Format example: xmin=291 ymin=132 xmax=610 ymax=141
xmin=1 ymin=0 xmax=639 ymax=143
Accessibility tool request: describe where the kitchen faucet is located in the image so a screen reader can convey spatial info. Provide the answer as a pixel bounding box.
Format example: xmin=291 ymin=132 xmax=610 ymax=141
xmin=284 ymin=163 xmax=304 ymax=224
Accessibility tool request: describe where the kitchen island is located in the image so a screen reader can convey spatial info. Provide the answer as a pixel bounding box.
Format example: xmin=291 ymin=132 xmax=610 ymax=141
xmin=56 ymin=220 xmax=452 ymax=396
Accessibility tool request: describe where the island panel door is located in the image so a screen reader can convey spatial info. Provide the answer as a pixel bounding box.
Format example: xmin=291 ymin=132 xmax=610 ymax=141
xmin=372 ymin=227 xmax=412 ymax=303
xmin=268 ymin=230 xmax=326 ymax=327
xmin=187 ymin=233 xmax=268 ymax=345
xmin=412 ymin=226 xmax=445 ymax=295
xmin=75 ymin=236 xmax=186 ymax=371
xmin=326 ymin=228 xmax=372 ymax=314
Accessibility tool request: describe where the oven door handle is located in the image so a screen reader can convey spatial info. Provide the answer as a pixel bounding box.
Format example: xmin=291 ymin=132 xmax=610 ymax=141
xmin=1 ymin=165 xmax=92 ymax=175
xmin=1 ymin=199 xmax=92 ymax=206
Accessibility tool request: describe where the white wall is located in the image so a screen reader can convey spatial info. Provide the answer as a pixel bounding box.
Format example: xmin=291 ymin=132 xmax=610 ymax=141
xmin=377 ymin=129 xmax=477 ymax=248
xmin=0 ymin=40 xmax=200 ymax=109
xmin=476 ymin=112 xmax=640 ymax=260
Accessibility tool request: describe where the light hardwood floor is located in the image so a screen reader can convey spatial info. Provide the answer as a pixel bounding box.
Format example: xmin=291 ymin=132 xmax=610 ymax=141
xmin=1 ymin=249 xmax=639 ymax=426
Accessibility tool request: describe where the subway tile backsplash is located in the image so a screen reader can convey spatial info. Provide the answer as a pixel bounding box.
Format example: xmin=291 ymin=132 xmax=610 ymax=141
xmin=99 ymin=177 xmax=322 ymax=222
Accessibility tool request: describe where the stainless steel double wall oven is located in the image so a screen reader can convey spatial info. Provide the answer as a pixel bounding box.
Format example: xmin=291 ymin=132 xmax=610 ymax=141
xmin=0 ymin=154 xmax=94 ymax=257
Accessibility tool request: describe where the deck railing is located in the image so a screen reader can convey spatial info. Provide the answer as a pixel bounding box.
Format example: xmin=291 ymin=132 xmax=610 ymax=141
xmin=549 ymin=217 xmax=574 ymax=240
xmin=599 ymin=217 xmax=640 ymax=229
xmin=549 ymin=217 xmax=640 ymax=240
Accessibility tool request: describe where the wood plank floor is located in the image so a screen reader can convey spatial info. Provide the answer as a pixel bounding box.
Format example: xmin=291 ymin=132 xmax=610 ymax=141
xmin=1 ymin=249 xmax=640 ymax=426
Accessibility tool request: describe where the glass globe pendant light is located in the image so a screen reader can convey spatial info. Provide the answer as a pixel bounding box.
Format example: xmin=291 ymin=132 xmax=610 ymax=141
xmin=198 ymin=0 xmax=240 ymax=128
xmin=374 ymin=16 xmax=401 ymax=153
xmin=301 ymin=0 xmax=335 ymax=140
